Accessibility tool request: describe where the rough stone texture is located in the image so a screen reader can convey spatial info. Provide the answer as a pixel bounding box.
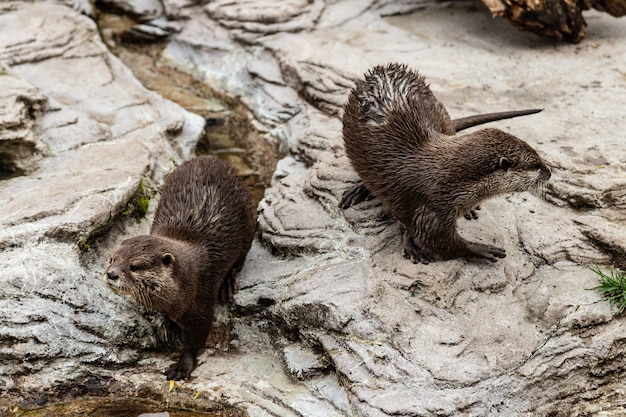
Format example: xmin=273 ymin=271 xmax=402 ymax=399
xmin=0 ymin=73 xmax=49 ymax=178
xmin=0 ymin=0 xmax=203 ymax=392
xmin=2 ymin=1 xmax=626 ymax=417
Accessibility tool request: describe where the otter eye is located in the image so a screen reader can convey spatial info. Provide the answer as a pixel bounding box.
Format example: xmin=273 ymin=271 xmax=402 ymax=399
xmin=129 ymin=265 xmax=140 ymax=272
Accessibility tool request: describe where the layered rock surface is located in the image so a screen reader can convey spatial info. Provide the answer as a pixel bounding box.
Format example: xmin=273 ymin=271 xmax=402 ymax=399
xmin=1 ymin=1 xmax=625 ymax=416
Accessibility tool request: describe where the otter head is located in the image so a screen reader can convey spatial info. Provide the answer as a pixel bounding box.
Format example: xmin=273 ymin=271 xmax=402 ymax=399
xmin=465 ymin=128 xmax=551 ymax=198
xmin=105 ymin=235 xmax=178 ymax=312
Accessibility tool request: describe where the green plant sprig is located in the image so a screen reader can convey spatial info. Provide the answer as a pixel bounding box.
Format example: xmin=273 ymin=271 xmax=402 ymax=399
xmin=590 ymin=264 xmax=626 ymax=314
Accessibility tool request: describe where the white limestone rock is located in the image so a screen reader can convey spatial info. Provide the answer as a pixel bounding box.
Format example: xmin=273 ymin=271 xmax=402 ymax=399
xmin=2 ymin=1 xmax=626 ymax=416
xmin=0 ymin=0 xmax=203 ymax=393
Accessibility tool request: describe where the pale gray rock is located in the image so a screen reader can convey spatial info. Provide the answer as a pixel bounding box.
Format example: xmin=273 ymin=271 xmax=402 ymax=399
xmin=0 ymin=242 xmax=163 ymax=391
xmin=161 ymin=17 xmax=301 ymax=127
xmin=0 ymin=0 xmax=203 ymax=394
xmin=0 ymin=73 xmax=49 ymax=177
xmin=2 ymin=1 xmax=626 ymax=417
xmin=223 ymin=2 xmax=623 ymax=416
xmin=205 ymin=0 xmax=326 ymax=41
xmin=283 ymin=344 xmax=327 ymax=379
xmin=61 ymin=0 xmax=95 ymax=16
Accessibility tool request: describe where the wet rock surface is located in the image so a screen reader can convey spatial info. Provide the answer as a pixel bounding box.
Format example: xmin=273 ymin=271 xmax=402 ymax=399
xmin=1 ymin=1 xmax=626 ymax=416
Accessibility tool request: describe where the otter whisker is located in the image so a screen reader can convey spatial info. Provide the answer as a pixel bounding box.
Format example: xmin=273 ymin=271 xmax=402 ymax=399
xmin=529 ymin=180 xmax=548 ymax=199
xmin=148 ymin=291 xmax=171 ymax=309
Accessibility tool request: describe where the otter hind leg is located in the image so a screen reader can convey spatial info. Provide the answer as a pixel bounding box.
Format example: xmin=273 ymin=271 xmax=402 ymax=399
xmin=401 ymin=228 xmax=434 ymax=264
xmin=218 ymin=268 xmax=238 ymax=303
xmin=339 ymin=183 xmax=374 ymax=209
xmin=219 ymin=253 xmax=247 ymax=303
xmin=464 ymin=241 xmax=506 ymax=262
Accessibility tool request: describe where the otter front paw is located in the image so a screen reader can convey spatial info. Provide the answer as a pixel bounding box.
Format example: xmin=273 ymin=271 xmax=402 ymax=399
xmin=463 ymin=205 xmax=481 ymax=220
xmin=166 ymin=354 xmax=195 ymax=380
xmin=401 ymin=229 xmax=434 ymax=264
xmin=339 ymin=183 xmax=374 ymax=209
xmin=467 ymin=242 xmax=506 ymax=262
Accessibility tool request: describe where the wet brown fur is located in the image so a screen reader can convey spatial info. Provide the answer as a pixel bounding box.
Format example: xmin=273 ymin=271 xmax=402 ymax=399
xmin=341 ymin=63 xmax=551 ymax=263
xmin=105 ymin=156 xmax=255 ymax=380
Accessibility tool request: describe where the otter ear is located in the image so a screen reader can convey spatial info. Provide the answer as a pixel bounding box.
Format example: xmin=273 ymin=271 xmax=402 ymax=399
xmin=499 ymin=157 xmax=513 ymax=171
xmin=162 ymin=253 xmax=175 ymax=266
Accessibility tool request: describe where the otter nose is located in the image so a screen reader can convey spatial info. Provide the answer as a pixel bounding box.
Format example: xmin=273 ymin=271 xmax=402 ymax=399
xmin=107 ymin=270 xmax=119 ymax=281
xmin=541 ymin=167 xmax=551 ymax=181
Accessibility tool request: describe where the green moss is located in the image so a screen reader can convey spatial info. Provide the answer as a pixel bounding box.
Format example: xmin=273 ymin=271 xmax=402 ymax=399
xmin=136 ymin=195 xmax=150 ymax=216
xmin=77 ymin=222 xmax=109 ymax=253
xmin=77 ymin=181 xmax=152 ymax=254
xmin=78 ymin=240 xmax=91 ymax=252
xmin=590 ymin=264 xmax=626 ymax=314
xmin=122 ymin=180 xmax=152 ymax=218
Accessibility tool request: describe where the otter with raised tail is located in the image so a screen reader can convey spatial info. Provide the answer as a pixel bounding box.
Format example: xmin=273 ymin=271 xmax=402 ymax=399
xmin=105 ymin=156 xmax=255 ymax=380
xmin=341 ymin=63 xmax=550 ymax=264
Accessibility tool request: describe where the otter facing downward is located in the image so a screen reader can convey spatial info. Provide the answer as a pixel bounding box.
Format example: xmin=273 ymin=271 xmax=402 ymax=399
xmin=341 ymin=63 xmax=551 ymax=264
xmin=105 ymin=156 xmax=255 ymax=380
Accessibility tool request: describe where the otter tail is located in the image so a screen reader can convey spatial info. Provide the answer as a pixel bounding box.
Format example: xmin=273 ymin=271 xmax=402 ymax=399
xmin=453 ymin=109 xmax=542 ymax=132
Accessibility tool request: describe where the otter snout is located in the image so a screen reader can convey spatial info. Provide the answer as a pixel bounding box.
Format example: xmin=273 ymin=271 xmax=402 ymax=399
xmin=104 ymin=266 xmax=127 ymax=294
xmin=105 ymin=264 xmax=124 ymax=287
xmin=106 ymin=269 xmax=120 ymax=282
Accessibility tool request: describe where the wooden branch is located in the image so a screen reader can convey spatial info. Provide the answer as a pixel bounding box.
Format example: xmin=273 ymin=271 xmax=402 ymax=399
xmin=482 ymin=0 xmax=625 ymax=43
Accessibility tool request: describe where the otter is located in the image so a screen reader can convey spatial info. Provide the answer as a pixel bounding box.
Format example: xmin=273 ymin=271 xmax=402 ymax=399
xmin=341 ymin=63 xmax=551 ymax=264
xmin=105 ymin=156 xmax=255 ymax=380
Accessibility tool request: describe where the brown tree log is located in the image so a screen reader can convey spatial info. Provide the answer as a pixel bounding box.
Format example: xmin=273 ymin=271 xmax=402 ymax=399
xmin=592 ymin=0 xmax=626 ymax=16
xmin=482 ymin=0 xmax=625 ymax=43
